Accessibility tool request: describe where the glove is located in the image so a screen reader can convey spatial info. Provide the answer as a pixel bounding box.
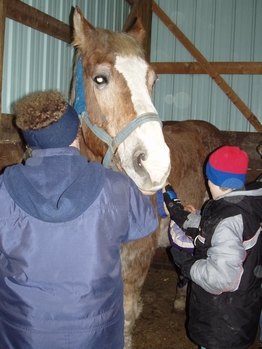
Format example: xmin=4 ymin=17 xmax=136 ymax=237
xmin=171 ymin=247 xmax=196 ymax=279
xmin=163 ymin=184 xmax=190 ymax=228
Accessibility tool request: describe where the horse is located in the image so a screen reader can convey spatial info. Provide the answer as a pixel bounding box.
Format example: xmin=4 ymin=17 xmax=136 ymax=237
xmin=71 ymin=7 xmax=226 ymax=348
xmin=71 ymin=7 xmax=170 ymax=348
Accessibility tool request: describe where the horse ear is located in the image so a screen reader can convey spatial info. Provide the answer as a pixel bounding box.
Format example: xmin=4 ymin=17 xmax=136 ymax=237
xmin=126 ymin=17 xmax=146 ymax=46
xmin=72 ymin=6 xmax=96 ymax=48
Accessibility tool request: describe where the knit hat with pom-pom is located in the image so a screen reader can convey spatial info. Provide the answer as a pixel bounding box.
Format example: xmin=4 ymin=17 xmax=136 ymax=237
xmin=15 ymin=90 xmax=79 ymax=149
xmin=206 ymin=146 xmax=249 ymax=189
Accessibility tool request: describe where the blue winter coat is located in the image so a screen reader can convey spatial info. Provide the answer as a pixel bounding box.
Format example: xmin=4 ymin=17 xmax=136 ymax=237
xmin=0 ymin=147 xmax=158 ymax=349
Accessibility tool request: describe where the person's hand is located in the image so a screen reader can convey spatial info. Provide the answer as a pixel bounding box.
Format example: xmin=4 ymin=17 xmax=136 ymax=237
xmin=184 ymin=204 xmax=197 ymax=215
xmin=163 ymin=184 xmax=190 ymax=228
xmin=171 ymin=248 xmax=196 ymax=279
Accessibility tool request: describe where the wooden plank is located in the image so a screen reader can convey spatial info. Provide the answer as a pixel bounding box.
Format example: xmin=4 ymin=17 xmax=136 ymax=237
xmin=0 ymin=114 xmax=25 ymax=173
xmin=0 ymin=113 xmax=21 ymax=141
xmin=151 ymin=62 xmax=262 ymax=75
xmin=122 ymin=0 xmax=142 ymax=32
xmin=6 ymin=0 xmax=72 ymax=44
xmin=139 ymin=0 xmax=152 ymax=62
xmin=0 ymin=142 xmax=24 ymax=174
xmin=152 ymin=1 xmax=262 ymax=133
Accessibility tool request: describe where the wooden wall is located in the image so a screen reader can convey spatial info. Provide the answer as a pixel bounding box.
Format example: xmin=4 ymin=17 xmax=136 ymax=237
xmin=0 ymin=113 xmax=24 ymax=173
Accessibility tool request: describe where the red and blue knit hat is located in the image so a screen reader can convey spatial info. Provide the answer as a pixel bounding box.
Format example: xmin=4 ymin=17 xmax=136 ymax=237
xmin=206 ymin=146 xmax=249 ymax=189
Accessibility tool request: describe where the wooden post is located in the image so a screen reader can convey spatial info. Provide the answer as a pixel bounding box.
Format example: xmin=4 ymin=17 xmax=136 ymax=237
xmin=122 ymin=0 xmax=141 ymax=32
xmin=152 ymin=1 xmax=262 ymax=133
xmin=138 ymin=0 xmax=152 ymax=62
xmin=123 ymin=0 xmax=152 ymax=62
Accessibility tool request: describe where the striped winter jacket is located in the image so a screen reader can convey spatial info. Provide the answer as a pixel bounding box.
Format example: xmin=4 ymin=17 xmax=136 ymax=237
xmin=187 ymin=184 xmax=262 ymax=349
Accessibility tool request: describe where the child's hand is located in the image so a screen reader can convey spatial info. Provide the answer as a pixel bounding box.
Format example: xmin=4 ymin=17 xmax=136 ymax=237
xmin=184 ymin=204 xmax=197 ymax=215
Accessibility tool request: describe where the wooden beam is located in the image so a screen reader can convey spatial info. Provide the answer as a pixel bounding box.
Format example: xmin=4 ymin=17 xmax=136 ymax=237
xmin=0 ymin=113 xmax=20 ymax=142
xmin=0 ymin=112 xmax=24 ymax=173
xmin=151 ymin=62 xmax=262 ymax=75
xmin=0 ymin=0 xmax=7 ymax=119
xmin=122 ymin=0 xmax=152 ymax=62
xmin=152 ymin=1 xmax=262 ymax=133
xmin=139 ymin=0 xmax=152 ymax=62
xmin=0 ymin=141 xmax=24 ymax=174
xmin=6 ymin=0 xmax=72 ymax=44
xmin=122 ymin=0 xmax=142 ymax=32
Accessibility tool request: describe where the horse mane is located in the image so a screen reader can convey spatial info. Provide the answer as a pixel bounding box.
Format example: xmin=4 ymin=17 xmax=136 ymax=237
xmin=97 ymin=29 xmax=145 ymax=58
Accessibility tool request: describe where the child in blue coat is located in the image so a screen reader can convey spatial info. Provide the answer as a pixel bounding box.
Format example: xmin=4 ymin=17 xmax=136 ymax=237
xmin=0 ymin=91 xmax=158 ymax=349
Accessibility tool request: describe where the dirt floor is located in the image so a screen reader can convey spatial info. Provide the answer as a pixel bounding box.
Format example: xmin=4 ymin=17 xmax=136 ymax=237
xmin=132 ymin=248 xmax=261 ymax=349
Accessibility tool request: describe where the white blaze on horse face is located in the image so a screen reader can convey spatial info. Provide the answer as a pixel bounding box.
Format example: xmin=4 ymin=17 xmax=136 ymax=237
xmin=115 ymin=55 xmax=171 ymax=192
xmin=115 ymin=55 xmax=157 ymax=115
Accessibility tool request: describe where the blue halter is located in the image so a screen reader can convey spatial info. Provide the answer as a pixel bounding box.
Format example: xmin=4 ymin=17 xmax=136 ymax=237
xmin=81 ymin=111 xmax=162 ymax=169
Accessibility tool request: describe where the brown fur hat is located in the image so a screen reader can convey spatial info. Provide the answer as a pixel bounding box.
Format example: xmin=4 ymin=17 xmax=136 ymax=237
xmin=15 ymin=90 xmax=68 ymax=130
xmin=15 ymin=90 xmax=80 ymax=149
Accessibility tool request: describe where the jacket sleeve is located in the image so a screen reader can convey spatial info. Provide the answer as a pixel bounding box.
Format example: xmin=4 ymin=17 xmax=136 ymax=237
xmin=190 ymin=214 xmax=246 ymax=294
xmin=122 ymin=178 xmax=159 ymax=243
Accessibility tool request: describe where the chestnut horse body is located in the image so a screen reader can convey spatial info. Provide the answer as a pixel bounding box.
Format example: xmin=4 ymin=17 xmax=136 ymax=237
xmin=71 ymin=7 xmax=226 ymax=348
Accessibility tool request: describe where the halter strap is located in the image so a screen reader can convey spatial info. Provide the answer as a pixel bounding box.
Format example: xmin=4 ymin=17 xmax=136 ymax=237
xmin=81 ymin=111 xmax=162 ymax=169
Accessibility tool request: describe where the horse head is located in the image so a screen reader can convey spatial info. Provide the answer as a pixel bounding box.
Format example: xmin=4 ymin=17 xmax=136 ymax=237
xmin=71 ymin=6 xmax=170 ymax=193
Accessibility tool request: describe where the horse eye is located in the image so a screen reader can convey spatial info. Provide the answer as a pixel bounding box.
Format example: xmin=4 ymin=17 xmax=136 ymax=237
xmin=93 ymin=75 xmax=108 ymax=87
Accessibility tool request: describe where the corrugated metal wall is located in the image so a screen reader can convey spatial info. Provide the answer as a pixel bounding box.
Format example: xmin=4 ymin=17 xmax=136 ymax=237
xmin=2 ymin=0 xmax=262 ymax=132
xmin=151 ymin=0 xmax=262 ymax=132
xmin=2 ymin=0 xmax=129 ymax=114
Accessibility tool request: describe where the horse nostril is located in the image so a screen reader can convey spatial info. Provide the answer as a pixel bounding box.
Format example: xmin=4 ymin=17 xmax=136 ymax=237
xmin=133 ymin=149 xmax=148 ymax=173
xmin=138 ymin=152 xmax=147 ymax=166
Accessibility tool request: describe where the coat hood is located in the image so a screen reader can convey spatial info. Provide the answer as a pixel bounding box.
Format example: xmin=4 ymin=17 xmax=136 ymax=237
xmin=4 ymin=148 xmax=105 ymax=222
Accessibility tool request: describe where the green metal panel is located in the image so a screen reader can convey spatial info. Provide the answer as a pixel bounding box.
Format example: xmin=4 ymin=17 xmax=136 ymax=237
xmin=2 ymin=0 xmax=129 ymax=113
xmin=151 ymin=0 xmax=262 ymax=132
